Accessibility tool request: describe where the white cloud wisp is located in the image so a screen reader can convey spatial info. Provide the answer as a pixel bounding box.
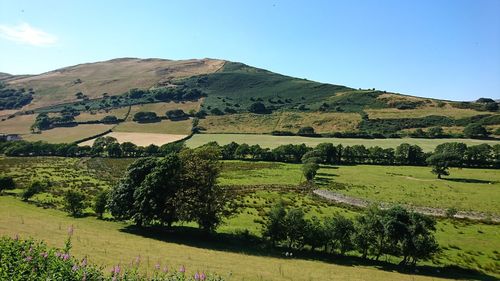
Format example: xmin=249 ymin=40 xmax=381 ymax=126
xmin=0 ymin=23 xmax=57 ymax=46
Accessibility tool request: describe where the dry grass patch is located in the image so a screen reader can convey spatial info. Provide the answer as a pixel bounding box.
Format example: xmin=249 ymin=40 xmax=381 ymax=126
xmin=23 ymin=124 xmax=114 ymax=143
xmin=0 ymin=114 xmax=36 ymax=134
xmin=366 ymin=104 xmax=484 ymax=119
xmin=79 ymin=132 xmax=187 ymax=147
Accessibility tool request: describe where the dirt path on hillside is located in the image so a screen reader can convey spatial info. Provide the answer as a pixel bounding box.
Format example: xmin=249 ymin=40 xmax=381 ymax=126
xmin=313 ymin=189 xmax=500 ymax=223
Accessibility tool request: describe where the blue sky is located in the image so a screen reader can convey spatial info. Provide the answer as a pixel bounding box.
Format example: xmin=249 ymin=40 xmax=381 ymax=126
xmin=0 ymin=0 xmax=499 ymax=101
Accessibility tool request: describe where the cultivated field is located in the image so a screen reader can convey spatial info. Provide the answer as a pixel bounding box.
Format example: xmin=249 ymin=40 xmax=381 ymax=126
xmin=22 ymin=124 xmax=115 ymax=143
xmin=79 ymin=132 xmax=187 ymax=147
xmin=187 ymin=133 xmax=500 ymax=151
xmin=199 ymin=111 xmax=360 ymax=134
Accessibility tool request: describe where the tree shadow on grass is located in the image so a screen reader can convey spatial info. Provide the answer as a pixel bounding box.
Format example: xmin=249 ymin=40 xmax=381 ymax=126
xmin=444 ymin=178 xmax=494 ymax=184
xmin=120 ymin=225 xmax=498 ymax=281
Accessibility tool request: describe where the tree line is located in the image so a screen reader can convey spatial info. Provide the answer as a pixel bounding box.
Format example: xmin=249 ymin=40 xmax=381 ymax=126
xmin=262 ymin=203 xmax=439 ymax=266
xmin=1 ymin=138 xmax=498 ymax=170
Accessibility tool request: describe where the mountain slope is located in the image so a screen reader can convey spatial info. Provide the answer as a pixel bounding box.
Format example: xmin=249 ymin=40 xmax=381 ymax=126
xmin=5 ymin=58 xmax=225 ymax=110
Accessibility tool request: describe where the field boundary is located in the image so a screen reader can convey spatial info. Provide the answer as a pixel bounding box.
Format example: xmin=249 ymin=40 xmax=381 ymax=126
xmin=313 ymin=189 xmax=500 ymax=222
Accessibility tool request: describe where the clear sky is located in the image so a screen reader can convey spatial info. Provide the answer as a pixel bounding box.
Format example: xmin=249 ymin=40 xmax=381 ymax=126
xmin=0 ymin=0 xmax=499 ymax=101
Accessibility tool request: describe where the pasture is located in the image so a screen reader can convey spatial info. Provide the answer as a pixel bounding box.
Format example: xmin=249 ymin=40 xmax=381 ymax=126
xmin=187 ymin=133 xmax=500 ymax=151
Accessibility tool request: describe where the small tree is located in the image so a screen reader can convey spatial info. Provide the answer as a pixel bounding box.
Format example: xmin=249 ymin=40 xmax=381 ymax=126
xmin=248 ymin=102 xmax=268 ymax=114
xmin=93 ymin=191 xmax=108 ymax=219
xmin=283 ymin=208 xmax=307 ymax=249
xmin=22 ymin=181 xmax=45 ymax=201
xmin=426 ymin=153 xmax=460 ymax=179
xmin=262 ymin=203 xmax=287 ymax=247
xmin=325 ymin=215 xmax=355 ymax=255
xmin=302 ymin=162 xmax=319 ymax=182
xmin=64 ymin=190 xmax=86 ymax=217
xmin=0 ymin=176 xmax=15 ymax=193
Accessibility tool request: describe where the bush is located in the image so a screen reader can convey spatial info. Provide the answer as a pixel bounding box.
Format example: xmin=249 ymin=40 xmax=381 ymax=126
xmin=100 ymin=115 xmax=119 ymax=124
xmin=165 ymin=109 xmax=187 ymax=120
xmin=0 ymin=176 xmax=15 ymax=192
xmin=248 ymin=102 xmax=269 ymax=114
xmin=63 ymin=190 xmax=86 ymax=217
xmin=22 ymin=181 xmax=46 ymax=201
xmin=297 ymin=126 xmax=316 ymax=136
xmin=133 ymin=112 xmax=159 ymax=123
xmin=463 ymin=123 xmax=489 ymax=139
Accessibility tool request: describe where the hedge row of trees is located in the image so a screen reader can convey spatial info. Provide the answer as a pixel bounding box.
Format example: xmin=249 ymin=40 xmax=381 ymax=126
xmin=262 ymin=204 xmax=439 ymax=266
xmin=1 ymin=138 xmax=498 ymax=169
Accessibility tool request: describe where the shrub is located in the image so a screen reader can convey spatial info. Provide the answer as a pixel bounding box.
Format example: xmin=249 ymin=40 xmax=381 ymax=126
xmin=63 ymin=190 xmax=86 ymax=217
xmin=0 ymin=176 xmax=15 ymax=192
xmin=248 ymin=102 xmax=269 ymax=114
xmin=100 ymin=115 xmax=119 ymax=124
xmin=22 ymin=181 xmax=46 ymax=201
xmin=133 ymin=112 xmax=159 ymax=123
xmin=297 ymin=126 xmax=316 ymax=136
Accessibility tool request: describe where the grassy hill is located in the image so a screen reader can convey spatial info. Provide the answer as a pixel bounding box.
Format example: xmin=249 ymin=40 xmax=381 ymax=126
xmin=0 ymin=58 xmax=499 ymax=145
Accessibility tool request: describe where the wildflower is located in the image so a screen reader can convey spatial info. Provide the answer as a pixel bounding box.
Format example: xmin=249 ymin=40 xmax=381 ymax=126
xmin=81 ymin=257 xmax=87 ymax=267
xmin=62 ymin=253 xmax=70 ymax=261
xmin=68 ymin=225 xmax=74 ymax=236
xmin=200 ymin=272 xmax=206 ymax=280
xmin=25 ymin=256 xmax=32 ymax=262
xmin=40 ymin=252 xmax=48 ymax=258
xmin=72 ymin=264 xmax=79 ymax=271
xmin=134 ymin=255 xmax=141 ymax=266
xmin=55 ymin=252 xmax=62 ymax=258
xmin=162 ymin=266 xmax=168 ymax=273
xmin=112 ymin=265 xmax=121 ymax=275
xmin=194 ymin=272 xmax=200 ymax=280
xmin=179 ymin=265 xmax=186 ymax=273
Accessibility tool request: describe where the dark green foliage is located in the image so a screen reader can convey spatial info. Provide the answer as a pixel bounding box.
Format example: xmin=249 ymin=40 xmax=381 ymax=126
xmin=108 ymin=147 xmax=229 ymax=232
xmin=210 ymin=108 xmax=224 ymax=115
xmin=297 ymin=126 xmax=316 ymax=136
xmin=133 ymin=111 xmax=159 ymax=123
xmin=0 ymin=84 xmax=33 ymax=110
xmin=463 ymin=123 xmax=489 ymax=139
xmin=426 ymin=152 xmax=461 ymax=179
xmin=22 ymin=181 xmax=46 ymax=201
xmin=283 ymin=208 xmax=307 ymax=249
xmin=0 ymin=176 xmax=15 ymax=192
xmin=325 ymin=215 xmax=355 ymax=255
xmin=165 ymin=109 xmax=188 ymax=120
xmin=100 ymin=115 xmax=119 ymax=124
xmin=93 ymin=190 xmax=108 ymax=218
xmin=63 ymin=190 xmax=86 ymax=217
xmin=302 ymin=162 xmax=319 ymax=181
xmin=262 ymin=203 xmax=287 ymax=247
xmin=248 ymin=102 xmax=269 ymax=114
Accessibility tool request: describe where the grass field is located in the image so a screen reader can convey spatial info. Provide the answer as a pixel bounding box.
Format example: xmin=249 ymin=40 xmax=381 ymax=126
xmin=187 ymin=134 xmax=500 ymax=151
xmin=22 ymin=124 xmax=115 ymax=143
xmin=1 ymin=196 xmax=472 ymax=281
xmin=79 ymin=132 xmax=188 ymax=147
xmin=199 ymin=111 xmax=360 ymax=134
xmin=113 ymin=119 xmax=193 ymax=134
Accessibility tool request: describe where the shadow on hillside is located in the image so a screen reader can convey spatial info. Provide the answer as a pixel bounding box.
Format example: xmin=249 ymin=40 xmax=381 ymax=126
xmin=120 ymin=225 xmax=498 ymax=281
xmin=444 ymin=178 xmax=493 ymax=184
